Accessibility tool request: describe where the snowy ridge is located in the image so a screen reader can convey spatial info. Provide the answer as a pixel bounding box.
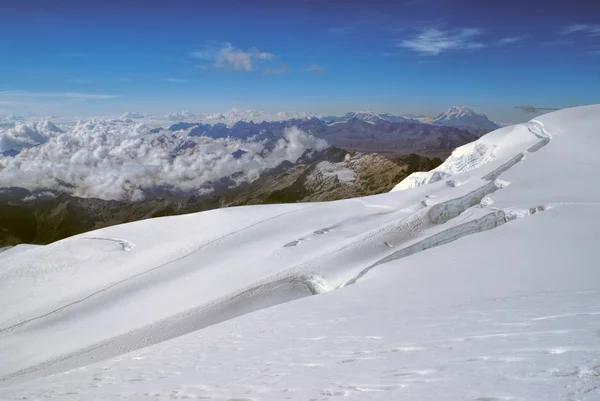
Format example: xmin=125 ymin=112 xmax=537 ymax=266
xmin=1 ymin=105 xmax=599 ymax=400
xmin=391 ymin=121 xmax=535 ymax=191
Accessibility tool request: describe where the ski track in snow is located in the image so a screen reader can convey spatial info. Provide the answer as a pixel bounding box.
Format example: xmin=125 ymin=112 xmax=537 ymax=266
xmin=0 ymin=204 xmax=318 ymax=335
xmin=79 ymin=237 xmax=136 ymax=251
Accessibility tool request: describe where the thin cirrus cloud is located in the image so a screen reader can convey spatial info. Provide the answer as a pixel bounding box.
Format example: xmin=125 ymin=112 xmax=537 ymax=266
xmin=0 ymin=91 xmax=120 ymax=100
xmin=165 ymin=78 xmax=189 ymax=83
xmin=494 ymin=36 xmax=525 ymax=46
xmin=542 ymin=39 xmax=574 ymax=47
xmin=191 ymin=41 xmax=275 ymax=72
xmin=562 ymin=24 xmax=600 ymax=36
xmin=397 ymin=27 xmax=485 ymax=55
xmin=305 ymin=64 xmax=324 ymax=76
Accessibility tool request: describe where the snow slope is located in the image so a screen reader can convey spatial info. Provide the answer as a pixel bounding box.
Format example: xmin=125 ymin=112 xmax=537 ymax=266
xmin=1 ymin=105 xmax=599 ymax=400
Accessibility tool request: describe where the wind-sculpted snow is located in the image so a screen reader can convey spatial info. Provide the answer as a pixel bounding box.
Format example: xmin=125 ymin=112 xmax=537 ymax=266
xmin=391 ymin=122 xmax=535 ymax=191
xmin=0 ymin=119 xmax=328 ymax=200
xmin=0 ymin=105 xmax=599 ymax=400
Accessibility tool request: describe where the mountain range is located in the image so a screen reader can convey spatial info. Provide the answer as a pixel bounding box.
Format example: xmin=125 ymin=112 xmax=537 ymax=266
xmin=120 ymin=106 xmax=500 ymax=131
xmin=0 ymin=106 xmax=499 ymax=158
xmin=164 ymin=114 xmax=489 ymax=157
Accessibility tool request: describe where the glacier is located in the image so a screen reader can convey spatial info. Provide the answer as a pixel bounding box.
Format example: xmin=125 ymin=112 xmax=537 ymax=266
xmin=0 ymin=105 xmax=599 ymax=400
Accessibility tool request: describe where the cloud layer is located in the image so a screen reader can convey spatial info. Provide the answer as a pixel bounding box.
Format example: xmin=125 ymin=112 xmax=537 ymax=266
xmin=0 ymin=119 xmax=328 ymax=201
xmin=191 ymin=42 xmax=275 ymax=71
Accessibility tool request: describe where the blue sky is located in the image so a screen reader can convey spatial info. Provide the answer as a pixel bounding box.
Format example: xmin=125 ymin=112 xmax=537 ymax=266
xmin=0 ymin=0 xmax=599 ymax=122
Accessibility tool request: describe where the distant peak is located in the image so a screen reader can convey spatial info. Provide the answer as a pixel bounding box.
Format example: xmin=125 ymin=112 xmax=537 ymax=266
xmin=433 ymin=106 xmax=499 ymax=130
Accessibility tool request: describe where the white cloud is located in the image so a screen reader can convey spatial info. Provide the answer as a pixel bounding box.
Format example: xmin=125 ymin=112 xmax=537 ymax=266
xmin=248 ymin=47 xmax=275 ymax=61
xmin=305 ymin=64 xmax=324 ymax=76
xmin=0 ymin=91 xmax=120 ymax=100
xmin=398 ymin=27 xmax=485 ymax=55
xmin=120 ymin=112 xmax=147 ymax=119
xmin=191 ymin=42 xmax=275 ymax=72
xmin=0 ymin=119 xmax=329 ymax=201
xmin=562 ymin=24 xmax=600 ymax=36
xmin=495 ymin=36 xmax=524 ymax=46
xmin=165 ymin=78 xmax=188 ymax=83
xmin=166 ymin=110 xmax=198 ymax=121
xmin=0 ymin=121 xmax=59 ymax=153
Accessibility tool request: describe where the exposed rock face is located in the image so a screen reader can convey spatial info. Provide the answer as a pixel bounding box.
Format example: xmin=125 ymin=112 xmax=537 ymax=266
xmin=0 ymin=148 xmax=441 ymax=246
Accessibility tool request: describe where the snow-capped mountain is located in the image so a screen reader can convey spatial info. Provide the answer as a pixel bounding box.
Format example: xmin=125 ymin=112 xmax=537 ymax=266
xmin=1 ymin=105 xmax=599 ymax=400
xmin=319 ymin=108 xmax=499 ymax=131
xmin=125 ymin=107 xmax=499 ymax=132
xmin=432 ymin=105 xmax=500 ymax=130
xmin=322 ymin=111 xmax=417 ymax=124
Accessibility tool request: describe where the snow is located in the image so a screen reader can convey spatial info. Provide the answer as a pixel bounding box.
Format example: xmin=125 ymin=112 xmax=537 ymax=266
xmin=391 ymin=119 xmax=540 ymax=191
xmin=316 ymin=161 xmax=357 ymax=183
xmin=1 ymin=105 xmax=599 ymax=400
xmin=433 ymin=105 xmax=500 ymax=130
